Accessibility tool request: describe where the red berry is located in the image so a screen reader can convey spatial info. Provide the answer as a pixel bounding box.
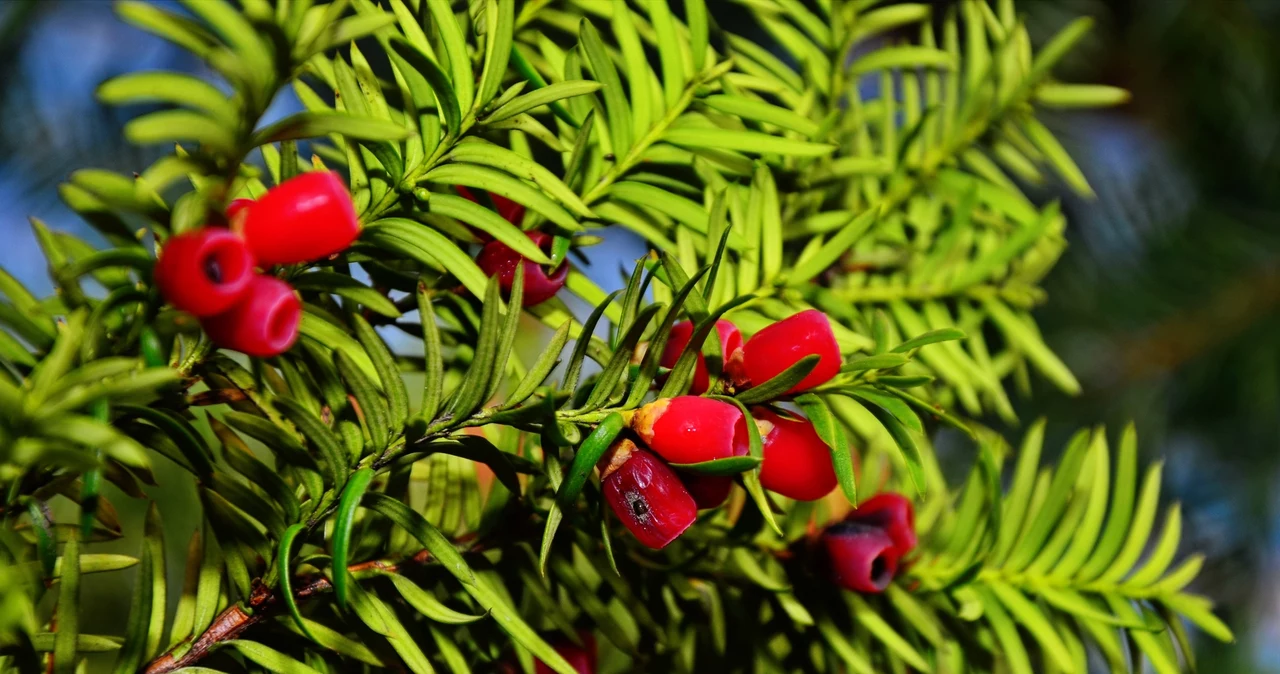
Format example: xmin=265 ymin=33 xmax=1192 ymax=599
xmin=475 ymin=231 xmax=568 ymax=306
xmin=154 ymin=228 xmax=255 ymax=317
xmin=600 ymin=439 xmax=697 ymax=550
xmin=237 ymin=171 xmax=359 ymax=265
xmin=847 ymin=493 xmax=916 ymax=554
xmin=741 ymin=309 xmax=842 ymax=394
xmin=630 ymin=396 xmax=750 ymax=465
xmin=755 ymin=409 xmax=838 ymax=501
xmin=200 ymin=275 xmax=302 ymax=358
xmin=822 ymin=521 xmax=900 ymax=593
xmin=534 ymin=632 xmax=596 ymax=674
xmin=457 ymin=185 xmax=525 ymax=224
xmin=225 ymin=198 xmax=254 ymax=222
xmin=681 ymin=474 xmax=734 ymax=510
xmin=658 ymin=320 xmax=744 ymax=394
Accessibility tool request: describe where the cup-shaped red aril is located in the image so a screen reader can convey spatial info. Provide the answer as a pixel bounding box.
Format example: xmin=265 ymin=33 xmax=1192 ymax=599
xmin=822 ymin=520 xmax=901 ymax=593
xmin=237 ymin=171 xmax=359 ymax=265
xmin=631 ymin=396 xmax=750 ymax=465
xmin=600 ymin=440 xmax=697 ymax=550
xmin=658 ymin=319 xmax=744 ymax=394
xmin=154 ymin=228 xmax=255 ymax=317
xmin=847 ymin=493 xmax=916 ymax=554
xmin=475 ymin=231 xmax=568 ymax=307
xmin=200 ymin=275 xmax=302 ymax=358
xmin=755 ymin=408 xmax=838 ymax=501
xmin=457 ymin=185 xmax=526 ymax=224
xmin=741 ymin=309 xmax=842 ymax=394
xmin=534 ymin=632 xmax=597 ymax=674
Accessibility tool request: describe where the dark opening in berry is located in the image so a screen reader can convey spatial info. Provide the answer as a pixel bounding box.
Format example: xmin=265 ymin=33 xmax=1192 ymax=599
xmin=200 ymin=275 xmax=302 ymax=358
xmin=154 ymin=228 xmax=255 ymax=317
xmin=847 ymin=493 xmax=917 ymax=555
xmin=202 ymin=256 xmax=223 ymax=284
xmin=821 ymin=520 xmax=900 ymax=593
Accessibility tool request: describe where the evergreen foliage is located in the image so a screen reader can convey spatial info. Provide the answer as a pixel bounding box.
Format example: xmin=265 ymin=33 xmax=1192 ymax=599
xmin=0 ymin=0 xmax=1232 ymax=672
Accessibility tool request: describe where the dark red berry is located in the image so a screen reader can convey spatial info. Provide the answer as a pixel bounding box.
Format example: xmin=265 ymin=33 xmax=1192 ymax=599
xmin=681 ymin=474 xmax=734 ymax=510
xmin=822 ymin=520 xmax=900 ymax=593
xmin=755 ymin=409 xmax=838 ymax=501
xmin=600 ymin=439 xmax=697 ymax=550
xmin=741 ymin=309 xmax=842 ymax=394
xmin=847 ymin=493 xmax=916 ymax=554
xmin=658 ymin=319 xmax=745 ymax=394
xmin=475 ymin=231 xmax=568 ymax=306
xmin=534 ymin=632 xmax=596 ymax=674
xmin=630 ymin=396 xmax=749 ymax=465
xmin=237 ymin=171 xmax=359 ymax=265
xmin=457 ymin=185 xmax=525 ymax=224
xmin=200 ymin=275 xmax=301 ymax=358
xmin=154 ymin=228 xmax=255 ymax=317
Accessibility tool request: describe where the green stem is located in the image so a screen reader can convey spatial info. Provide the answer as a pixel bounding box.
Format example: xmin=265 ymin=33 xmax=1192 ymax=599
xmin=581 ymin=61 xmax=732 ymax=207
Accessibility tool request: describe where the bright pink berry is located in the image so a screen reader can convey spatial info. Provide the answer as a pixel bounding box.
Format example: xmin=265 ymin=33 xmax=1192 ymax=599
xmin=741 ymin=309 xmax=842 ymax=394
xmin=154 ymin=228 xmax=255 ymax=317
xmin=200 ymin=275 xmax=301 ymax=358
xmin=755 ymin=409 xmax=838 ymax=502
xmin=475 ymin=231 xmax=568 ymax=306
xmin=658 ymin=319 xmax=744 ymax=394
xmin=630 ymin=396 xmax=750 ymax=465
xmin=847 ymin=493 xmax=916 ymax=554
xmin=822 ymin=521 xmax=900 ymax=593
xmin=457 ymin=185 xmax=525 ymax=224
xmin=237 ymin=171 xmax=359 ymax=265
xmin=600 ymin=439 xmax=697 ymax=550
xmin=534 ymin=632 xmax=596 ymax=674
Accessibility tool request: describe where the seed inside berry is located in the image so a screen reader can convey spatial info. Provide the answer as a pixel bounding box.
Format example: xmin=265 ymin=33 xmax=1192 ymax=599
xmin=203 ymin=256 xmax=223 ymax=284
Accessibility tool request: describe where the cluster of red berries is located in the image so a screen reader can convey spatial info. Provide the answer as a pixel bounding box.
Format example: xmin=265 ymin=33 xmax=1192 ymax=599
xmin=459 ymin=187 xmax=569 ymax=307
xmin=597 ymin=310 xmax=845 ymax=549
xmin=818 ymin=493 xmax=916 ymax=594
xmin=154 ymin=172 xmax=359 ymax=357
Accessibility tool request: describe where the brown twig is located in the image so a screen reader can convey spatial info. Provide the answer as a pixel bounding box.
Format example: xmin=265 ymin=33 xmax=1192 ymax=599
xmin=140 ymin=549 xmax=436 ymax=674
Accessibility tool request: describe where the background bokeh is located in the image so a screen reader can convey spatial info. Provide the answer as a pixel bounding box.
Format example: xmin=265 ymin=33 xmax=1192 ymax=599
xmin=0 ymin=0 xmax=1275 ymax=671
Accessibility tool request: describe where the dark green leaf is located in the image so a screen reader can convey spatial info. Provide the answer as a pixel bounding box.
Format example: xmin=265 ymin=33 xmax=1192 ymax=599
xmin=669 ymin=455 xmax=762 ymax=476
xmin=389 ymin=37 xmax=463 ymax=135
xmin=735 ymin=355 xmax=820 ymax=405
xmin=333 ymin=468 xmax=375 ymax=611
xmin=294 ymin=273 xmax=401 ymax=318
xmin=364 ymin=493 xmax=579 ymax=674
xmin=252 ymin=112 xmax=411 ymax=145
xmin=842 ymin=353 xmax=909 ymax=372
xmin=275 ymin=398 xmax=351 ymax=488
xmin=557 ymin=413 xmax=624 ymax=508
xmin=796 ymin=394 xmax=857 ymax=505
xmin=277 ymin=524 xmax=316 ymax=642
xmin=220 ymin=640 xmax=324 ymax=674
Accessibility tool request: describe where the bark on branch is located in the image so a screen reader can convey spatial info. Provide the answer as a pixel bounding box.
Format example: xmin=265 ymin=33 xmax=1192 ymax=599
xmin=140 ymin=549 xmax=435 ymax=674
